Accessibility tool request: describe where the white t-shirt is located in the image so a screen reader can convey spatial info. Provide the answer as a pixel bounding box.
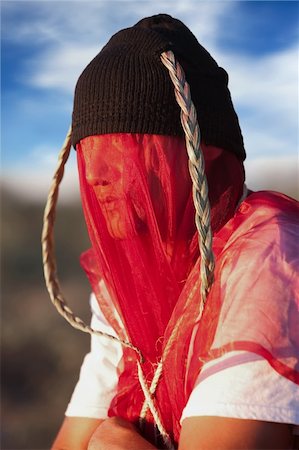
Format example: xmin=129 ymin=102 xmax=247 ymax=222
xmin=66 ymin=293 xmax=299 ymax=436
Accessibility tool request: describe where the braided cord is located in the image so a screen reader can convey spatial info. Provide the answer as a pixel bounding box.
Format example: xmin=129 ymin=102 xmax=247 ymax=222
xmin=161 ymin=50 xmax=215 ymax=305
xmin=41 ymin=125 xmax=144 ymax=363
xmin=138 ymin=51 xmax=216 ymax=440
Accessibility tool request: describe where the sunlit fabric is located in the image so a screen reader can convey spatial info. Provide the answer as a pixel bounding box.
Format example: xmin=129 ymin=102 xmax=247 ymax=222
xmin=75 ymin=134 xmax=299 ymax=443
xmin=161 ymin=190 xmax=299 ymax=439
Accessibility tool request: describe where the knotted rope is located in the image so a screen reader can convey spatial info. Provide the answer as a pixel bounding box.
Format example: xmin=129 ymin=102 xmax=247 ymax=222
xmin=41 ymin=50 xmax=215 ymax=450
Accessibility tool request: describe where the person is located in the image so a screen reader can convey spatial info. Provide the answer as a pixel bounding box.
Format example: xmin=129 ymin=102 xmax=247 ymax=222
xmin=51 ymin=14 xmax=299 ymax=450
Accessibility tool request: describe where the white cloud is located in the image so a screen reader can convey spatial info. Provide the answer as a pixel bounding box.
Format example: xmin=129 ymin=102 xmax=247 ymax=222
xmin=29 ymin=150 xmax=57 ymax=168
xmin=29 ymin=44 xmax=101 ymax=93
xmin=222 ymin=45 xmax=298 ymax=125
xmin=21 ymin=1 xmax=232 ymax=92
xmin=1 ymin=151 xmax=81 ymax=204
xmin=204 ymin=43 xmax=298 ymax=161
xmin=29 ymin=144 xmax=67 ymax=168
xmin=4 ymin=1 xmax=231 ymax=46
xmin=245 ymin=155 xmax=298 ymax=199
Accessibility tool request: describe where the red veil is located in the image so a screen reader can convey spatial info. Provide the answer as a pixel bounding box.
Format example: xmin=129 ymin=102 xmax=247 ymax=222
xmin=77 ymin=134 xmax=243 ymax=359
xmin=76 ymin=133 xmax=298 ymax=443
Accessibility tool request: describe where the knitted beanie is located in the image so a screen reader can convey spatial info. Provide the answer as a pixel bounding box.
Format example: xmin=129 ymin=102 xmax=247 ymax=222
xmin=72 ymin=14 xmax=246 ymax=160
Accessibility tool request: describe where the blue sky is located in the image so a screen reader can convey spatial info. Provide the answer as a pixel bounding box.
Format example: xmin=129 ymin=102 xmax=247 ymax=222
xmin=1 ymin=0 xmax=298 ymax=201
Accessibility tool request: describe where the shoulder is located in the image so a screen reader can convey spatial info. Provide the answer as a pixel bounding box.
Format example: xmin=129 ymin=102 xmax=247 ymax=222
xmin=216 ymin=190 xmax=299 ymax=271
xmin=235 ymin=190 xmax=298 ymax=231
xmin=187 ymin=192 xmax=299 ymax=385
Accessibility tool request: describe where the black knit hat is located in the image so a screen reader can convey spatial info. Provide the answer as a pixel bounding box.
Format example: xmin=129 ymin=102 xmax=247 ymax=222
xmin=72 ymin=14 xmax=246 ymax=160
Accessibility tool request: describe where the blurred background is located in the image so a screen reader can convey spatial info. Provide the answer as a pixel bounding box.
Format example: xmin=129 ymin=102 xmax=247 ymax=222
xmin=1 ymin=1 xmax=298 ymax=449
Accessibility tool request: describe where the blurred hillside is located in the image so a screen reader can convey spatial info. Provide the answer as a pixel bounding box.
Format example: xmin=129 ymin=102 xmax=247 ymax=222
xmin=1 ymin=188 xmax=91 ymax=449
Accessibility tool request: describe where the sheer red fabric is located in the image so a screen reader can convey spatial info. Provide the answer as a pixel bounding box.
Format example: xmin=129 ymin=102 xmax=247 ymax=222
xmin=76 ymin=134 xmax=298 ymax=445
xmin=78 ymin=134 xmax=196 ymax=360
xmin=77 ymin=134 xmax=244 ymax=359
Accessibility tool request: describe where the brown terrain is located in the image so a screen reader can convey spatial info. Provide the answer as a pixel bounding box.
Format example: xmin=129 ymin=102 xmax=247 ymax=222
xmin=2 ymin=188 xmax=91 ymax=449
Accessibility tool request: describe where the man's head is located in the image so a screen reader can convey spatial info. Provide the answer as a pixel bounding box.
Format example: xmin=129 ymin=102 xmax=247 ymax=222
xmin=72 ymin=14 xmax=245 ymax=160
xmin=73 ymin=14 xmax=246 ymax=244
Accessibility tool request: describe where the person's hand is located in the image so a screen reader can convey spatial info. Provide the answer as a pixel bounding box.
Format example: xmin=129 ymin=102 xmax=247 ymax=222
xmin=88 ymin=416 xmax=157 ymax=450
xmin=51 ymin=417 xmax=104 ymax=450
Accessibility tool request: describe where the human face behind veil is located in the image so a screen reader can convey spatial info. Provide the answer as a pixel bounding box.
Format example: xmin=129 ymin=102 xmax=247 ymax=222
xmin=77 ymin=133 xmax=197 ymax=361
xmin=81 ymin=134 xmax=142 ymax=239
xmin=77 ymin=133 xmax=193 ymax=244
xmin=76 ymin=133 xmax=245 ymax=362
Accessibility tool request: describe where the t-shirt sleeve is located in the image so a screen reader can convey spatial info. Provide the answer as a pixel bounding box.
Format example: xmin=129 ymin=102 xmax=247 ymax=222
xmin=65 ymin=293 xmax=122 ymax=419
xmin=181 ymin=350 xmax=299 ymax=431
